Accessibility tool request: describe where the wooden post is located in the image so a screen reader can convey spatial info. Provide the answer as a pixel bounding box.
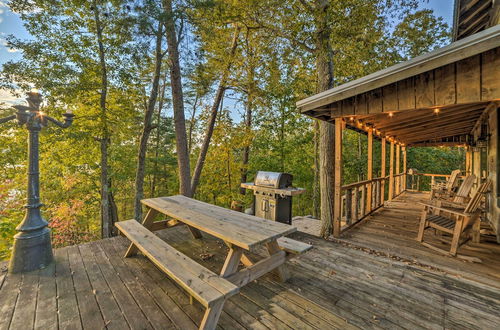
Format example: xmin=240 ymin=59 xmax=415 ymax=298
xmin=333 ymin=118 xmax=343 ymax=238
xmin=389 ymin=141 xmax=395 ymax=200
xmin=366 ymin=129 xmax=373 ymax=213
xmin=465 ymin=147 xmax=472 ymax=175
xmin=380 ymin=138 xmax=386 ymax=205
xmin=395 ymin=144 xmax=401 ymax=195
xmin=402 ymin=146 xmax=407 ymax=192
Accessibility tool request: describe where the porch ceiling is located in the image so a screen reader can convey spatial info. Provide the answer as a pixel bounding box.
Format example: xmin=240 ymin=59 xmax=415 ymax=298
xmin=346 ymin=102 xmax=495 ymax=147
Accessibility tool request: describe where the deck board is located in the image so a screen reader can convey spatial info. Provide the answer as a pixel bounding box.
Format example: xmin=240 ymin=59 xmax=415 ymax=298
xmin=1 ymin=197 xmax=500 ymax=329
xmin=294 ymin=191 xmax=500 ymax=287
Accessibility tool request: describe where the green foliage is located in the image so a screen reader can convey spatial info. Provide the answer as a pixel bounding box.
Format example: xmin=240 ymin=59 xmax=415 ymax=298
xmin=0 ymin=0 xmax=460 ymax=259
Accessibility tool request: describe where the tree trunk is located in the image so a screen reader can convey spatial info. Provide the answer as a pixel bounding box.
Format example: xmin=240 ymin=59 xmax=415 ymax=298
xmin=190 ymin=25 xmax=241 ymax=195
xmin=240 ymin=43 xmax=255 ymax=195
xmin=92 ymin=0 xmax=115 ymax=238
xmin=188 ymin=93 xmax=198 ymax=153
xmin=163 ymin=0 xmax=192 ymax=197
xmin=151 ymin=73 xmax=168 ymax=197
xmin=315 ymin=0 xmax=336 ymax=238
xmin=134 ymin=22 xmax=163 ymax=221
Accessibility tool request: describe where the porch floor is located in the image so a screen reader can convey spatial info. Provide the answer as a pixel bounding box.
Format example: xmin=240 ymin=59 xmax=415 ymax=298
xmin=1 ymin=211 xmax=500 ymax=329
xmin=294 ymin=191 xmax=500 ymax=288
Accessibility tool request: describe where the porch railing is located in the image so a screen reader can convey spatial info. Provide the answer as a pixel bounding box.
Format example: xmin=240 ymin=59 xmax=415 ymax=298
xmin=406 ymin=173 xmax=463 ymax=192
xmin=339 ymin=173 xmax=405 ymax=233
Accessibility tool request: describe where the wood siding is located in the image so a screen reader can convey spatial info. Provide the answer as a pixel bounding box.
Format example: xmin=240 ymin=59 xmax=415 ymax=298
xmin=327 ymin=48 xmax=500 ymax=119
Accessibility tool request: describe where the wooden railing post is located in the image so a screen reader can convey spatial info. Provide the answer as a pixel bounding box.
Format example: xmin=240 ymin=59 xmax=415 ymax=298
xmin=333 ymin=119 xmax=343 ymax=238
xmin=465 ymin=147 xmax=472 ymax=175
xmin=395 ymin=144 xmax=401 ymax=196
xmin=402 ymin=146 xmax=407 ymax=192
xmin=366 ymin=129 xmax=373 ymax=213
xmin=389 ymin=141 xmax=395 ymax=200
xmin=380 ymin=138 xmax=386 ymax=205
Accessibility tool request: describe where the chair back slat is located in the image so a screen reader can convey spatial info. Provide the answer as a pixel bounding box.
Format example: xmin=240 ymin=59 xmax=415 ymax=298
xmin=464 ymin=180 xmax=492 ymax=214
xmin=445 ymin=170 xmax=461 ymax=193
xmin=452 ymin=174 xmax=476 ymax=204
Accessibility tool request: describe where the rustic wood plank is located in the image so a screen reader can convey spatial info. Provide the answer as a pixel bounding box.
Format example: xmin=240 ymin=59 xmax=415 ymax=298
xmin=89 ymin=243 xmax=153 ymax=329
xmin=98 ymin=239 xmax=175 ymax=329
xmin=0 ymin=272 xmax=23 ymax=330
xmin=415 ymin=71 xmax=435 ymax=108
xmin=481 ymin=47 xmax=500 ymax=100
xmin=67 ymin=245 xmax=105 ymax=329
xmin=108 ymin=238 xmax=199 ymax=330
xmin=397 ymin=77 xmax=415 ymax=111
xmin=9 ymin=270 xmax=39 ymax=330
xmin=456 ymin=55 xmax=481 ymax=103
xmin=54 ymin=247 xmax=83 ymax=330
xmin=116 ymin=220 xmax=239 ymax=307
xmin=355 ymin=94 xmax=368 ymax=115
xmin=276 ymin=237 xmax=312 ymax=254
xmin=78 ymin=243 xmax=129 ymax=330
xmin=382 ymin=83 xmax=398 ymax=112
xmin=434 ymin=63 xmax=456 ymax=106
xmin=141 ymin=195 xmax=296 ymax=251
xmin=368 ymin=88 xmax=383 ymax=114
xmin=34 ymin=262 xmax=57 ymax=330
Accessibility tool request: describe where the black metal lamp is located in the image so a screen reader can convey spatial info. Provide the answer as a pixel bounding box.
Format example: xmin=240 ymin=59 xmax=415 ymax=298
xmin=0 ymin=92 xmax=74 ymax=273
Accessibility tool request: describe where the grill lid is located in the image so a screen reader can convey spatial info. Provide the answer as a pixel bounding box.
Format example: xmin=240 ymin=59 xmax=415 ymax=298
xmin=254 ymin=171 xmax=293 ymax=189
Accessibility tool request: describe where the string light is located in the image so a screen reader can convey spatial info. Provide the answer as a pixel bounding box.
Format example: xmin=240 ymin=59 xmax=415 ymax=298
xmin=434 ymin=108 xmax=440 ymax=114
xmin=388 ymin=112 xmax=394 ymax=117
xmin=349 ymin=116 xmax=354 ymax=121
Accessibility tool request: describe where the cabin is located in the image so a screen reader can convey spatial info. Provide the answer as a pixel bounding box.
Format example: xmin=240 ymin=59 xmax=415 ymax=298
xmin=298 ymin=4 xmax=500 ymax=244
xmin=0 ymin=1 xmax=499 ymax=330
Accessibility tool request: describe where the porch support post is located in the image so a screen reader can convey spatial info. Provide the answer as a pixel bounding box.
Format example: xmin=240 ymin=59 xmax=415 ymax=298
xmin=333 ymin=118 xmax=343 ymax=238
xmin=367 ymin=129 xmax=373 ymax=213
xmin=396 ymin=144 xmax=401 ymax=196
xmin=465 ymin=147 xmax=472 ymax=175
xmin=402 ymin=146 xmax=407 ymax=192
xmin=389 ymin=141 xmax=395 ymax=200
xmin=380 ymin=138 xmax=386 ymax=205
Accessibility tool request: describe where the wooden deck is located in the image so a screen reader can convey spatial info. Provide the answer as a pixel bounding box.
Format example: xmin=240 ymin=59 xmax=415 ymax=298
xmin=1 ymin=210 xmax=500 ymax=329
xmin=294 ymin=191 xmax=500 ymax=288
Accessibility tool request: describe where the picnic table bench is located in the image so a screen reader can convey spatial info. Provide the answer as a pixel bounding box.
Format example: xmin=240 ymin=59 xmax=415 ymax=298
xmin=115 ymin=195 xmax=312 ymax=330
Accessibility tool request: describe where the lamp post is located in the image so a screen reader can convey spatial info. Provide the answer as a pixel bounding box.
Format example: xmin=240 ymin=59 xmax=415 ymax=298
xmin=0 ymin=92 xmax=74 ymax=273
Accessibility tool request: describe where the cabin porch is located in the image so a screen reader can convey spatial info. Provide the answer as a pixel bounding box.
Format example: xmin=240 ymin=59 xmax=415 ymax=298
xmin=1 ymin=218 xmax=500 ymax=330
xmin=294 ymin=190 xmax=500 ymax=288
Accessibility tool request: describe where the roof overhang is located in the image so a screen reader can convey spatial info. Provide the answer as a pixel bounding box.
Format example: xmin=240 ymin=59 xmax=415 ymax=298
xmin=296 ymin=25 xmax=500 ymax=113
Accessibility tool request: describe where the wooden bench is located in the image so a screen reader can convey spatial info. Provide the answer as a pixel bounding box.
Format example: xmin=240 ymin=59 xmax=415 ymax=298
xmin=116 ymin=220 xmax=239 ymax=330
xmin=277 ymin=236 xmax=313 ymax=254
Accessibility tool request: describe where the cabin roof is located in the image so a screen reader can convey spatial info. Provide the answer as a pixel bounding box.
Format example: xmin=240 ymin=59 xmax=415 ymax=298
xmin=296 ymin=25 xmax=500 ymax=114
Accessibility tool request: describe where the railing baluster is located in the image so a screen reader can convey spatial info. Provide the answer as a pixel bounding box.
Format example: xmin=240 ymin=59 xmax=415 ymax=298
xmin=345 ymin=188 xmax=352 ymax=225
xmin=360 ymin=184 xmax=366 ymax=217
xmin=353 ymin=187 xmax=359 ymax=223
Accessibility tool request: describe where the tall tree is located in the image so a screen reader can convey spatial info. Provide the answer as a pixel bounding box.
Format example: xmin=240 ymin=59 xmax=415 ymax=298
xmin=190 ymin=25 xmax=241 ymax=195
xmin=163 ymin=0 xmax=193 ymax=197
xmin=134 ymin=20 xmax=165 ymax=221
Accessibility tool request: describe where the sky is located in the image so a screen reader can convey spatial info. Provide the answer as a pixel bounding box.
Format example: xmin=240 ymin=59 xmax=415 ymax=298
xmin=0 ymin=0 xmax=454 ymax=105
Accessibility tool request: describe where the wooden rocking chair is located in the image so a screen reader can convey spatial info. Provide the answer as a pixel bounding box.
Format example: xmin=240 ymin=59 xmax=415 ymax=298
xmin=430 ymin=169 xmax=461 ymax=199
xmin=432 ymin=174 xmax=476 ymax=207
xmin=417 ymin=180 xmax=492 ymax=256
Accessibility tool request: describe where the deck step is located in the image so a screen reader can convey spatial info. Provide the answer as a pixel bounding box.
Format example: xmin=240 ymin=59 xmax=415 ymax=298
xmin=115 ymin=220 xmax=239 ymax=308
xmin=277 ymin=237 xmax=313 ymax=254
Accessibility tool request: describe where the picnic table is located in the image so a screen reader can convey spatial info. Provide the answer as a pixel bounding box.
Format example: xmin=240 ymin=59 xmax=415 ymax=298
xmin=115 ymin=195 xmax=312 ymax=330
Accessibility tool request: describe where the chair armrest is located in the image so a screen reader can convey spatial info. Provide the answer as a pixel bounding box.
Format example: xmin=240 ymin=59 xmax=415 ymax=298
xmin=418 ymin=202 xmax=472 ymax=217
xmin=439 ymin=201 xmax=466 ymax=209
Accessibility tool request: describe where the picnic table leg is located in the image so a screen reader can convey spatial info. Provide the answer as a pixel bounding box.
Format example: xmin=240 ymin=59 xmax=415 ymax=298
xmin=187 ymin=226 xmax=203 ymax=239
xmin=124 ymin=209 xmax=158 ymax=257
xmin=200 ymin=300 xmax=225 ymax=330
xmin=266 ymin=240 xmax=290 ymax=282
xmin=220 ymin=246 xmax=243 ymax=277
